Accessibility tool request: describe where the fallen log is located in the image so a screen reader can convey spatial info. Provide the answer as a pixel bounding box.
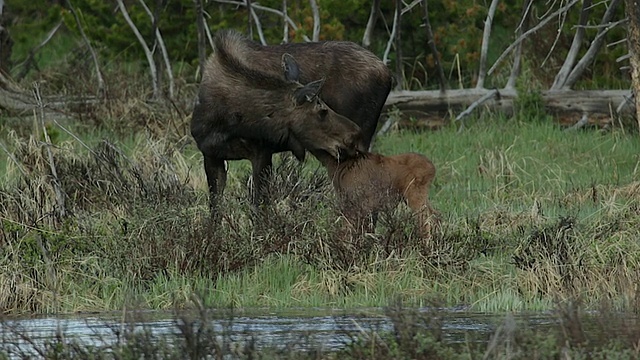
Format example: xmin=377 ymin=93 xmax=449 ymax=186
xmin=384 ymin=88 xmax=635 ymax=127
xmin=384 ymin=88 xmax=634 ymax=116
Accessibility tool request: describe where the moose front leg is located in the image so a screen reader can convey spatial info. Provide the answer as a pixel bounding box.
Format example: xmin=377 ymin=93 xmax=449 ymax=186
xmin=250 ymin=151 xmax=274 ymax=207
xmin=204 ymin=155 xmax=227 ymax=220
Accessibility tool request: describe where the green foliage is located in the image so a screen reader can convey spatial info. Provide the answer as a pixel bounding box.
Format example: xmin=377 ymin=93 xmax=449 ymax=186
xmin=4 ymin=0 xmax=630 ymax=89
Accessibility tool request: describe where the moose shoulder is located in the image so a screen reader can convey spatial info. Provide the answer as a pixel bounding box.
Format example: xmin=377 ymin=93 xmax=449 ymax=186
xmin=191 ymin=29 xmax=392 ymax=217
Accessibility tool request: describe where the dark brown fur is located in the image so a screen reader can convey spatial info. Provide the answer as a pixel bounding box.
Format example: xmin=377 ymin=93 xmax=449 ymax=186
xmin=191 ymin=30 xmax=393 ymax=215
xmin=317 ymin=151 xmax=439 ymax=237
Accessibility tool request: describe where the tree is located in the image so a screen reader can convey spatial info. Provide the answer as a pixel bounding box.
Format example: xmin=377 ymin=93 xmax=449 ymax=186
xmin=625 ymin=0 xmax=640 ymax=132
xmin=0 ymin=0 xmax=13 ymax=74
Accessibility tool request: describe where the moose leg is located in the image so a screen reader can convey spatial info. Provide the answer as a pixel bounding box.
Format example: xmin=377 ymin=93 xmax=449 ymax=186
xmin=204 ymin=155 xmax=227 ymax=219
xmin=250 ymin=151 xmax=274 ymax=207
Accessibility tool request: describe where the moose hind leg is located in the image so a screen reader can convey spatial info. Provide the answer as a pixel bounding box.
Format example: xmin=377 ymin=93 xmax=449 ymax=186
xmin=204 ymin=155 xmax=227 ymax=218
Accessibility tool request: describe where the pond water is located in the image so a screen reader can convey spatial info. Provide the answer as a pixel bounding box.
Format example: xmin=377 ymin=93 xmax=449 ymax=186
xmin=0 ymin=307 xmax=628 ymax=357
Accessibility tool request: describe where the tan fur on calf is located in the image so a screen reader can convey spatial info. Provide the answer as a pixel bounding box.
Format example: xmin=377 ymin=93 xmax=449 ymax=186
xmin=318 ymin=151 xmax=439 ymax=237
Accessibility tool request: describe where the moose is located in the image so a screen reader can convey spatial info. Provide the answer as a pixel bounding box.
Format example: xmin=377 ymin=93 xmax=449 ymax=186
xmin=191 ymin=29 xmax=392 ymax=215
xmin=315 ymin=150 xmax=440 ymax=237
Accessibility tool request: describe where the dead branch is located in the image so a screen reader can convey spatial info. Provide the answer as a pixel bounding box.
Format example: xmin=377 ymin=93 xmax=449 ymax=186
xmin=213 ymin=0 xmax=310 ymax=42
xmin=117 ymin=0 xmax=159 ymax=99
xmin=394 ymin=0 xmax=403 ymax=90
xmin=506 ymin=0 xmax=532 ymax=89
xmin=309 ymin=0 xmax=320 ymax=41
xmin=422 ymin=0 xmax=447 ymax=92
xmin=66 ymin=0 xmax=105 ymax=97
xmin=625 ymin=0 xmax=640 ymax=133
xmin=282 ymin=0 xmax=289 ymax=43
xmin=552 ymin=0 xmax=592 ymax=89
xmin=382 ymin=3 xmax=399 ymax=65
xmin=385 ymin=88 xmax=635 ymax=116
xmin=476 ymin=0 xmax=499 ymax=89
xmin=138 ymin=0 xmax=175 ymax=99
xmin=34 ymin=83 xmax=66 ymax=219
xmin=16 ymin=22 xmax=62 ymax=80
xmin=564 ymin=113 xmax=589 ymax=131
xmin=196 ymin=0 xmax=212 ymax=64
xmin=363 ymin=0 xmax=381 ymax=48
xmin=249 ymin=6 xmax=267 ymax=45
xmin=246 ymin=0 xmax=253 ymax=39
xmin=488 ymin=0 xmax=581 ymax=76
xmin=455 ymin=88 xmax=500 ymax=122
xmin=563 ymin=0 xmax=625 ymax=89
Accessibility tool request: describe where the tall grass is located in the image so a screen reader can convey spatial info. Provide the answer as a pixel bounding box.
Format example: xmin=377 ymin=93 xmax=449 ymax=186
xmin=1 ymin=101 xmax=639 ymax=314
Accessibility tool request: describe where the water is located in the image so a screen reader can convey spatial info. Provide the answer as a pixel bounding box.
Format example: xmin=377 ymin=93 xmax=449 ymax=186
xmin=0 ymin=308 xmax=619 ymax=357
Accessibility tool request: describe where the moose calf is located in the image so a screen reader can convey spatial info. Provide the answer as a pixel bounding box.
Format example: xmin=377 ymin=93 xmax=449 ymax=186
xmin=316 ymin=151 xmax=440 ymax=237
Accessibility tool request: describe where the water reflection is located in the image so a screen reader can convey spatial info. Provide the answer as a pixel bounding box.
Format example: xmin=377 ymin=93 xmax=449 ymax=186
xmin=0 ymin=308 xmax=591 ymax=356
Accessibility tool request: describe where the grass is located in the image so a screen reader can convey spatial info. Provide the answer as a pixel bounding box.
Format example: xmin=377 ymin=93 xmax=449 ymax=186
xmin=1 ymin=70 xmax=640 ymax=315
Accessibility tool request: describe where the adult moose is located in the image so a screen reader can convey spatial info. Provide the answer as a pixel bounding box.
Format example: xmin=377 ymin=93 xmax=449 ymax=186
xmin=191 ymin=29 xmax=393 ymax=216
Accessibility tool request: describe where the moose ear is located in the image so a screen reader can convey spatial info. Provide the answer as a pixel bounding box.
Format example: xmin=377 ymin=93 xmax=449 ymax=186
xmin=293 ymin=78 xmax=326 ymax=104
xmin=282 ymin=53 xmax=301 ymax=82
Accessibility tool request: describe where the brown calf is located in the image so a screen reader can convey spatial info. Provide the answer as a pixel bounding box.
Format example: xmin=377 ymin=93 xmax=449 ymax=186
xmin=316 ymin=151 xmax=440 ymax=236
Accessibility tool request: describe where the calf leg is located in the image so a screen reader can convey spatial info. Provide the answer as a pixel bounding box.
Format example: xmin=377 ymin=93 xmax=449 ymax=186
xmin=204 ymin=155 xmax=227 ymax=219
xmin=405 ymin=184 xmax=439 ymax=238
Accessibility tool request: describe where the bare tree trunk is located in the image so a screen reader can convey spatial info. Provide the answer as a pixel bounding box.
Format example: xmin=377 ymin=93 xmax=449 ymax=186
xmin=394 ymin=0 xmax=403 ymax=90
xmin=476 ymin=0 xmax=499 ymax=89
xmin=626 ymin=0 xmax=640 ymax=133
xmin=282 ymin=0 xmax=288 ymax=43
xmin=246 ymin=0 xmax=253 ymax=39
xmin=552 ymin=0 xmax=592 ymax=89
xmin=195 ymin=0 xmax=207 ymax=76
xmin=422 ymin=0 xmax=446 ymax=92
xmin=16 ymin=22 xmax=61 ymax=80
xmin=139 ymin=0 xmax=175 ymax=99
xmin=117 ymin=0 xmax=159 ymax=99
xmin=506 ymin=0 xmax=532 ymax=89
xmin=309 ymin=0 xmax=320 ymax=41
xmin=213 ymin=0 xmax=310 ymax=42
xmin=488 ymin=0 xmax=581 ymax=76
xmin=249 ymin=6 xmax=267 ymax=45
xmin=363 ymin=0 xmax=381 ymax=48
xmin=0 ymin=0 xmax=12 ymax=75
xmin=66 ymin=0 xmax=105 ymax=96
xmin=563 ymin=0 xmax=624 ymax=89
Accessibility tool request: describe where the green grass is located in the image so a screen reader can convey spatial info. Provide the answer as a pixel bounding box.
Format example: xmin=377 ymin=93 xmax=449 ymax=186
xmin=1 ymin=106 xmax=640 ymax=315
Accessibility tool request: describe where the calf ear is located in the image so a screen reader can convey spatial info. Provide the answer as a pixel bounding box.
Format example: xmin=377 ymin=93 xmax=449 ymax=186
xmin=293 ymin=78 xmax=326 ymax=104
xmin=282 ymin=53 xmax=301 ymax=82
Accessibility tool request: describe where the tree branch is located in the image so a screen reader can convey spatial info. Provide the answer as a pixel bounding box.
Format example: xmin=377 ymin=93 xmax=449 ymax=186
xmin=309 ymin=0 xmax=320 ymax=41
xmin=282 ymin=0 xmax=289 ymax=43
xmin=66 ymin=0 xmax=105 ymax=97
xmin=363 ymin=0 xmax=381 ymax=48
xmin=117 ymin=0 xmax=159 ymax=99
xmin=488 ymin=0 xmax=581 ymax=76
xmin=213 ymin=0 xmax=310 ymax=41
xmin=138 ymin=0 xmax=175 ymax=99
xmin=476 ymin=0 xmax=499 ymax=89
xmin=422 ymin=0 xmax=446 ymax=92
xmin=552 ymin=0 xmax=592 ymax=89
xmin=563 ymin=0 xmax=625 ymax=89
xmin=506 ymin=0 xmax=532 ymax=89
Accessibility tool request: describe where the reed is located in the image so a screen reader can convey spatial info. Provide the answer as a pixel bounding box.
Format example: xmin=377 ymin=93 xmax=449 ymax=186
xmin=1 ymin=105 xmax=639 ymax=314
